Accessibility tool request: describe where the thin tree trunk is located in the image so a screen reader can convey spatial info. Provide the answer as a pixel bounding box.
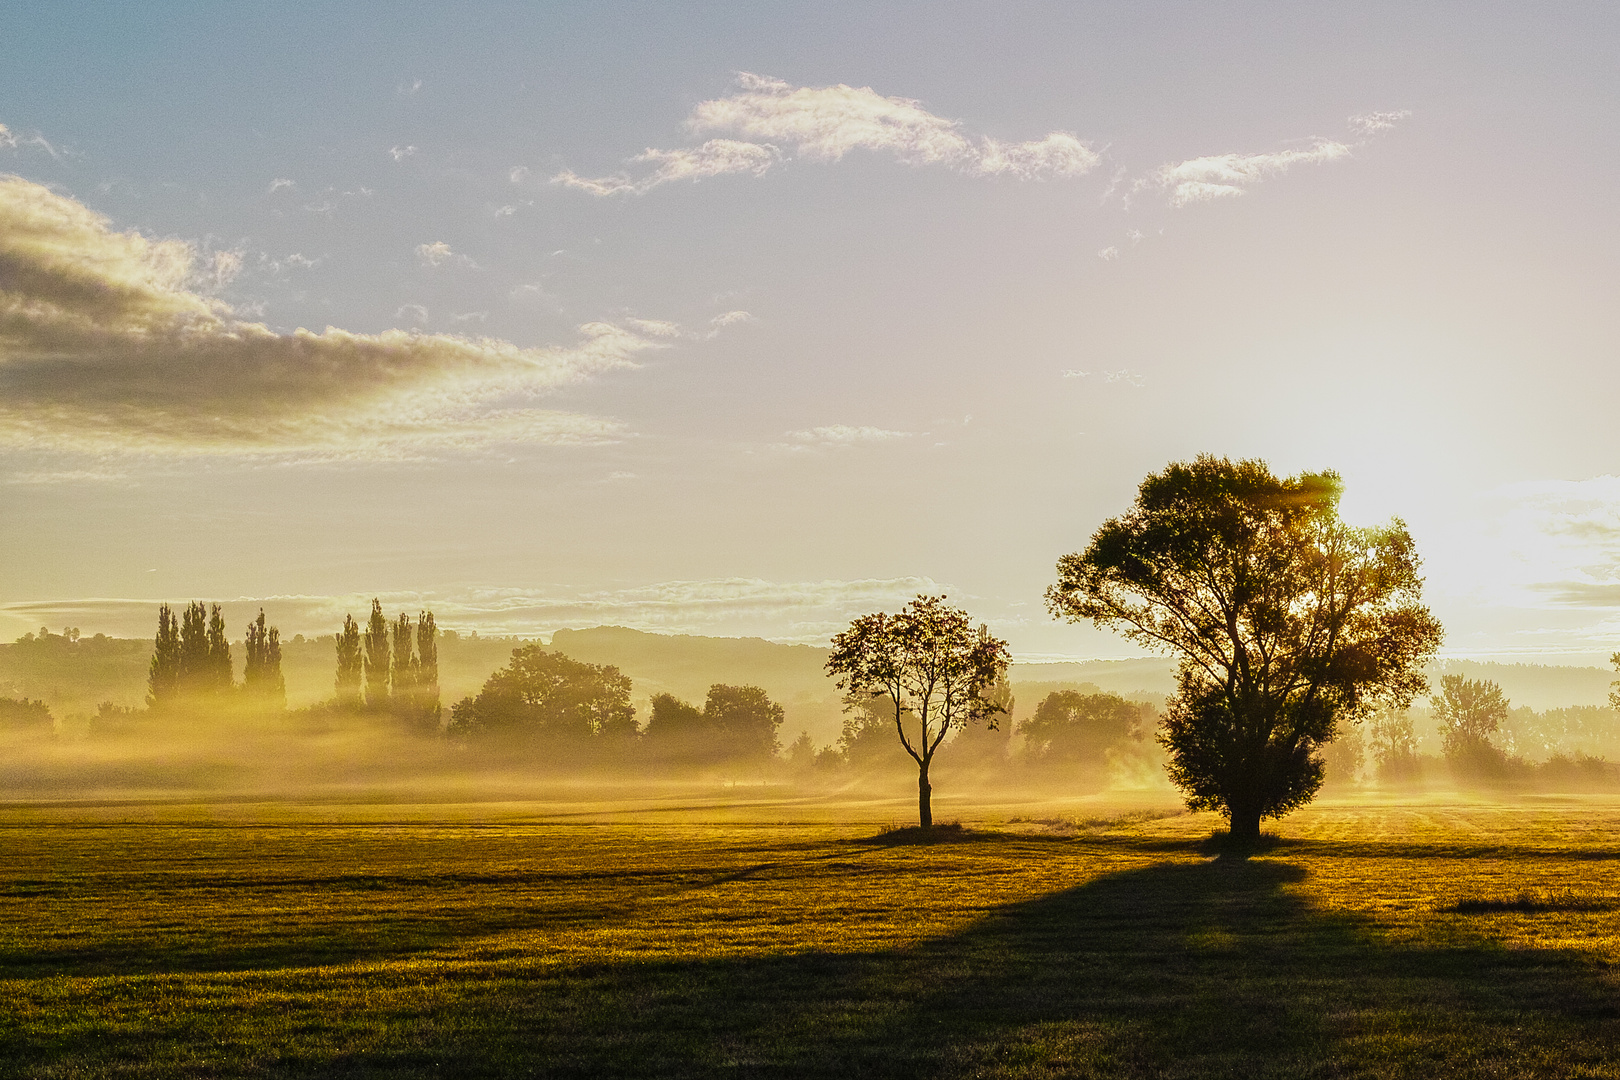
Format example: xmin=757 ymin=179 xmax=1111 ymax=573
xmin=918 ymin=766 xmax=932 ymax=829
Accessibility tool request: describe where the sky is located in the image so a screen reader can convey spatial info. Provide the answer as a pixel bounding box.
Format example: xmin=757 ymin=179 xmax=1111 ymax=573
xmin=2 ymin=1 xmax=1618 ymax=662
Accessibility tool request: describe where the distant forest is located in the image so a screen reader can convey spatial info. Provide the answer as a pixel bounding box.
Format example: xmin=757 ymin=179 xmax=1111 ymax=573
xmin=2 ymin=606 xmax=1619 ymax=793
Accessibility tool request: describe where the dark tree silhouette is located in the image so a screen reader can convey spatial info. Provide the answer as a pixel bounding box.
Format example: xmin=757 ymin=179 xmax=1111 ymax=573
xmin=827 ymin=595 xmax=1011 ymax=829
xmin=448 ymin=645 xmax=636 ymax=751
xmin=243 ymin=608 xmax=285 ymax=709
xmin=363 ymin=599 xmax=390 ymax=710
xmin=1047 ymin=456 xmax=1443 ymax=842
xmin=334 ymin=615 xmax=363 ymax=707
xmin=415 ymin=612 xmax=440 ymax=729
xmin=702 ymin=684 xmax=786 ymax=764
xmin=205 ymin=605 xmax=232 ymax=694
xmin=1019 ymin=690 xmax=1146 ymax=781
xmin=147 ymin=604 xmax=181 ymax=709
xmin=177 ymin=602 xmax=211 ymax=699
xmin=391 ymin=612 xmax=417 ymax=715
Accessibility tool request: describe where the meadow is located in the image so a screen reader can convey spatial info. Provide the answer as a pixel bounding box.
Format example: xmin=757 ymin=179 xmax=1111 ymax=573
xmin=3 ymin=794 xmax=1620 ymax=1078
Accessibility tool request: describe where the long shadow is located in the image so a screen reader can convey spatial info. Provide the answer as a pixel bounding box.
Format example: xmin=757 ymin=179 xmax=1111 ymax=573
xmin=6 ymin=847 xmax=1620 ymax=1077
xmin=404 ymin=857 xmax=1620 ymax=1079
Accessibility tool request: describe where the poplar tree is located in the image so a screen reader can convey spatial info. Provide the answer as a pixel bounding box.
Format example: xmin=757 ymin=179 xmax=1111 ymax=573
xmin=147 ymin=604 xmax=181 ymax=709
xmin=363 ymin=599 xmax=391 ymax=709
xmin=206 ymin=604 xmax=233 ymax=695
xmin=391 ymin=612 xmax=417 ymax=714
xmin=177 ymin=602 xmax=211 ymax=699
xmin=335 ymin=615 xmax=364 ymax=706
xmin=243 ymin=608 xmax=286 ymax=709
xmin=416 ymin=612 xmax=440 ymax=727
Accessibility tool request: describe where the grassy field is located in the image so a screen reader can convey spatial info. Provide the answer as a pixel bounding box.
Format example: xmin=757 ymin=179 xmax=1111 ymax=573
xmin=3 ymin=794 xmax=1620 ymax=1077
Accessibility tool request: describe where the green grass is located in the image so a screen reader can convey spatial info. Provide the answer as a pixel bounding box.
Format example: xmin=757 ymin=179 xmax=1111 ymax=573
xmin=3 ymin=799 xmax=1620 ymax=1077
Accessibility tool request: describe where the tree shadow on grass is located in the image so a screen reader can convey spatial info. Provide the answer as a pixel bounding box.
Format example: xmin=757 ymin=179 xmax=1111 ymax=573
xmin=408 ymin=857 xmax=1620 ymax=1080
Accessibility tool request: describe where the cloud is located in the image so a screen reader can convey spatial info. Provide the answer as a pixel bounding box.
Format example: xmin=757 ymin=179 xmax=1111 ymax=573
xmin=1097 ymin=245 xmax=1119 ymax=260
xmin=0 ymin=123 xmax=58 ymax=157
xmin=1349 ymin=110 xmax=1412 ymax=136
xmin=267 ymin=178 xmax=295 ymax=194
xmin=555 ymin=72 xmax=1097 ymax=195
xmin=508 ymin=166 xmax=530 ymax=183
xmin=0 ymin=576 xmax=950 ymax=644
xmin=415 ymin=240 xmax=475 ymax=268
xmin=389 ymin=145 xmax=417 ymax=161
xmin=1061 ymin=369 xmax=1088 ymax=378
xmin=0 ymin=175 xmax=693 ymax=458
xmin=782 ymin=424 xmax=914 ymax=450
xmin=1102 ymin=369 xmax=1145 ymax=385
xmin=1150 ymin=139 xmax=1353 ymax=207
xmin=554 ymin=139 xmax=779 ymax=196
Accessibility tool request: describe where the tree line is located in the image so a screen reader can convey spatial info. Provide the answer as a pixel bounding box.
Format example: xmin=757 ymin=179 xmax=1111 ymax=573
xmin=147 ymin=602 xmax=284 ymax=711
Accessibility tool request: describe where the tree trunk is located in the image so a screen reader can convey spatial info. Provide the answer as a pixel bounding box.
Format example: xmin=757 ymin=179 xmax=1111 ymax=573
xmin=1227 ymin=804 xmax=1262 ymax=844
xmin=917 ymin=767 xmax=932 ymax=829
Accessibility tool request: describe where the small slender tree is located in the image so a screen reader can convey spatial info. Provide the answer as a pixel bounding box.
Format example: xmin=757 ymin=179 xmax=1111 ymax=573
xmin=243 ymin=608 xmax=285 ymax=710
xmin=363 ymin=599 xmax=390 ymax=710
xmin=205 ymin=604 xmax=232 ymax=695
xmin=334 ymin=615 xmax=363 ymax=707
xmin=827 ymin=595 xmax=1011 ymax=829
xmin=147 ymin=604 xmax=181 ymax=709
xmin=1610 ymin=652 xmax=1619 ymax=713
xmin=416 ymin=612 xmax=440 ymax=729
xmin=391 ymin=612 xmax=417 ymax=715
xmin=177 ymin=601 xmax=211 ymax=699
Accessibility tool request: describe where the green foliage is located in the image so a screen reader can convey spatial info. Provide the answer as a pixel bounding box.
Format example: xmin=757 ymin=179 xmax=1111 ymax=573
xmin=1047 ymin=456 xmax=1444 ymax=839
xmin=448 ymin=644 xmax=636 ymax=748
xmin=1019 ymin=689 xmax=1146 ymax=778
xmin=828 ymin=595 xmax=1012 ymax=827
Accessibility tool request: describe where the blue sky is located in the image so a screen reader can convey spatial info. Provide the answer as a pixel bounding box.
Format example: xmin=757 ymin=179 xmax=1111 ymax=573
xmin=2 ymin=2 xmax=1618 ymax=661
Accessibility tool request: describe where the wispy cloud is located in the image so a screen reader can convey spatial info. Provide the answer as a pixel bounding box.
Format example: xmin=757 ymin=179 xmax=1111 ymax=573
xmin=555 ymin=72 xmax=1098 ymax=195
xmin=0 ymin=176 xmax=728 ymax=459
xmin=1349 ymin=110 xmax=1412 ymax=136
xmin=785 ymin=424 xmax=914 ymax=447
xmin=0 ymin=123 xmax=59 ymax=157
xmin=389 ymin=145 xmax=417 ymax=161
xmin=1149 ymin=139 xmax=1353 ymax=207
xmin=267 ymin=178 xmax=295 ymax=194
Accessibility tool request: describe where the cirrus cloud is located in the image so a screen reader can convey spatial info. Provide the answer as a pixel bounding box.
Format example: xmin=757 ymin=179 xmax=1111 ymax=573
xmin=0 ymin=175 xmax=683 ymax=459
xmin=555 ymin=72 xmax=1098 ymax=195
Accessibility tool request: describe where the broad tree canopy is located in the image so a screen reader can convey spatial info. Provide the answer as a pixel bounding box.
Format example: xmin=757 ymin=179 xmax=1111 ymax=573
xmin=1046 ymin=455 xmax=1443 ymax=839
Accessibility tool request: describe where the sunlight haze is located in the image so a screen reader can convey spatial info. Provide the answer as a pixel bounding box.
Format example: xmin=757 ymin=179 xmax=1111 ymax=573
xmin=2 ymin=2 xmax=1617 ymax=662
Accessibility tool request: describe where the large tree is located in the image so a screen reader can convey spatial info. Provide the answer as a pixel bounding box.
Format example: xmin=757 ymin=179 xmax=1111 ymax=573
xmin=447 ymin=645 xmax=636 ymax=751
xmin=1432 ymin=674 xmax=1509 ymax=775
xmin=1046 ymin=456 xmax=1442 ymax=842
xmin=827 ymin=595 xmax=1011 ymax=829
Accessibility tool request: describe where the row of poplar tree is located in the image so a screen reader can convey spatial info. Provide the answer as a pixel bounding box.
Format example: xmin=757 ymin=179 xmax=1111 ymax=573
xmin=334 ymin=600 xmax=441 ymax=732
xmin=148 ymin=603 xmax=285 ymax=709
